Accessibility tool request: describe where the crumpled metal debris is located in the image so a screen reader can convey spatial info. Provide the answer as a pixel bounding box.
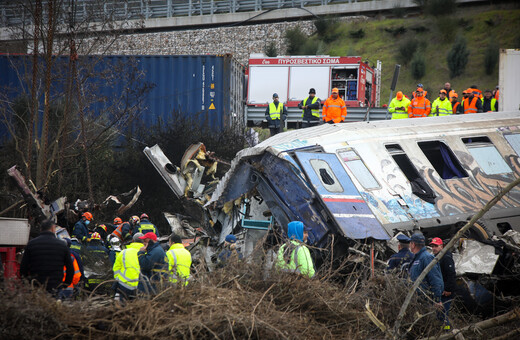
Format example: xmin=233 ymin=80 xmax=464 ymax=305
xmin=454 ymin=239 xmax=500 ymax=275
xmin=102 ymin=186 xmax=142 ymax=215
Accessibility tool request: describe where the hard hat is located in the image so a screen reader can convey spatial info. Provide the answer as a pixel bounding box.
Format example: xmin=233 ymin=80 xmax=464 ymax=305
xmin=465 ymin=88 xmax=474 ymax=95
xmin=331 ymin=88 xmax=339 ymax=94
xmin=82 ymin=212 xmax=93 ymax=221
xmin=416 ymin=83 xmax=424 ymax=88
xmin=130 ymin=215 xmax=140 ymax=224
xmin=98 ymin=224 xmax=107 ymax=232
xmin=90 ymin=232 xmax=101 ymax=240
xmin=113 ymin=217 xmax=123 ymax=225
xmin=439 ymin=89 xmax=447 ymax=94
xmin=450 ymin=92 xmax=458 ymax=98
xmin=396 ymin=91 xmax=403 ymax=100
xmin=416 ymin=87 xmax=424 ymax=92
xmin=272 ymin=93 xmax=279 ymax=98
xmin=140 ymin=213 xmax=149 ymax=220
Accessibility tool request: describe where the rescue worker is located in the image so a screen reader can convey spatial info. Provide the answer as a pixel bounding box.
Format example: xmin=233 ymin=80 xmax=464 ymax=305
xmin=387 ymin=234 xmax=413 ymax=271
xmin=408 ymin=87 xmax=431 ymax=118
xmin=408 ymin=233 xmax=444 ymax=307
xmin=217 ymin=234 xmax=243 ymax=268
xmin=322 ymin=88 xmax=347 ymax=124
xmin=59 ymin=249 xmax=82 ymax=300
xmin=166 ymin=234 xmax=192 ymax=286
xmin=482 ymin=89 xmax=498 ymax=112
xmin=430 ymin=90 xmax=452 ymax=117
xmin=430 ymin=237 xmax=457 ymax=331
xmin=412 ymin=83 xmax=428 ymax=99
xmin=469 ymin=85 xmax=483 ymax=100
xmin=64 ymin=238 xmax=85 ymax=285
xmin=265 ymin=93 xmax=287 ymax=137
xmin=138 ymin=232 xmax=168 ymax=292
xmin=462 ymin=88 xmax=483 ymax=114
xmin=20 ymin=220 xmax=74 ymax=294
xmin=107 ymin=234 xmax=122 ymax=265
xmin=134 ymin=213 xmax=159 ymax=236
xmin=113 ymin=233 xmax=143 ymax=301
xmin=388 ymin=91 xmax=411 ymax=119
xmin=450 ymin=92 xmax=462 ymax=114
xmin=94 ymin=224 xmax=110 ymax=242
xmin=86 ymin=232 xmax=109 ymax=260
xmin=276 ymin=221 xmax=315 ymax=278
xmin=443 ymin=82 xmax=454 ymax=97
xmin=72 ymin=212 xmax=92 ymax=243
xmin=70 ymin=237 xmax=82 ymax=256
xmin=111 ymin=216 xmax=139 ymax=243
xmin=493 ymin=85 xmax=499 ymax=101
xmin=298 ymin=88 xmax=321 ymax=128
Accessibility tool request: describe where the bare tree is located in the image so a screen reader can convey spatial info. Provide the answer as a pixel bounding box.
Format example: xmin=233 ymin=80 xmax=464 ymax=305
xmin=0 ymin=0 xmax=150 ymax=202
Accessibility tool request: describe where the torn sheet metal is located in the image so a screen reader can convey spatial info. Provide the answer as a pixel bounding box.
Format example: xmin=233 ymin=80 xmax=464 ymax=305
xmin=386 ymin=232 xmax=409 ymax=253
xmin=102 ymin=186 xmax=142 ymax=215
xmin=163 ymin=212 xmax=197 ymax=238
xmin=454 ymin=239 xmax=499 ymax=275
xmin=144 ymin=144 xmax=187 ymax=199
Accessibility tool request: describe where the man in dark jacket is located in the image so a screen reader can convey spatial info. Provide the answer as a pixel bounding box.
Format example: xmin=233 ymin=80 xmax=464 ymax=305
xmin=20 ymin=220 xmax=74 ymax=294
xmin=72 ymin=212 xmax=92 ymax=243
xmin=431 ymin=237 xmax=457 ymax=330
xmin=408 ymin=233 xmax=444 ymax=306
xmin=387 ymin=234 xmax=413 ymax=272
xmin=298 ymin=88 xmax=321 ymax=128
xmin=138 ymin=232 xmax=167 ymax=293
xmin=265 ymin=93 xmax=287 ymax=137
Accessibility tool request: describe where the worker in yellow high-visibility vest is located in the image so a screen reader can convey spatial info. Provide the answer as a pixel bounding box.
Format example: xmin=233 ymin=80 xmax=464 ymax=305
xmin=265 ymin=93 xmax=287 ymax=137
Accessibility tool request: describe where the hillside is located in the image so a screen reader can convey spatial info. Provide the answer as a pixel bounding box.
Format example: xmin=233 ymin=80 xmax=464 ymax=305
xmin=312 ymin=4 xmax=520 ymax=103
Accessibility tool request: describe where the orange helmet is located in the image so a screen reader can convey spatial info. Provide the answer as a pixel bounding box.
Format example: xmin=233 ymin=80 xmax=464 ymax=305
xmin=140 ymin=213 xmax=149 ymax=220
xmin=113 ymin=217 xmax=123 ymax=225
xmin=82 ymin=212 xmax=93 ymax=221
xmin=90 ymin=232 xmax=101 ymax=240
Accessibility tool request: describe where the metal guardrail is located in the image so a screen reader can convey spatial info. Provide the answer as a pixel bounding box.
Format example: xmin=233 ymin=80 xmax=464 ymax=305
xmin=246 ymin=106 xmax=389 ymax=124
xmin=0 ymin=0 xmax=362 ymax=27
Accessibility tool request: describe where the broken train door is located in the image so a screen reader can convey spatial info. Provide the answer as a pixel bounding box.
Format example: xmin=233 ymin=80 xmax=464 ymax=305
xmin=294 ymin=152 xmax=389 ymax=240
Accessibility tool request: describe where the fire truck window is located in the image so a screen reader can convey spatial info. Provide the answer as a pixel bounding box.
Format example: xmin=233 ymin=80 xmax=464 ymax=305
xmin=463 ymin=137 xmax=512 ymax=175
xmin=418 ymin=141 xmax=468 ymax=179
xmin=309 ymin=159 xmax=343 ymax=193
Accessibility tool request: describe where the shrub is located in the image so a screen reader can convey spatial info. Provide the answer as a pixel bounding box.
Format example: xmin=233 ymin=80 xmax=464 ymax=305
xmin=349 ymin=28 xmax=365 ymax=39
xmin=411 ymin=51 xmax=426 ymax=79
xmin=264 ymin=41 xmax=278 ymax=57
xmin=398 ymin=39 xmax=419 ymax=66
xmin=300 ymin=39 xmax=319 ymax=55
xmin=447 ymin=35 xmax=470 ymax=78
xmin=436 ymin=17 xmax=458 ymax=42
xmin=314 ymin=16 xmax=337 ymax=37
xmin=384 ymin=26 xmax=407 ymax=37
xmin=410 ymin=25 xmax=429 ymax=33
xmin=425 ymin=0 xmax=457 ymax=17
xmin=285 ymin=26 xmax=308 ymax=55
xmin=457 ymin=18 xmax=473 ymax=31
xmin=484 ymin=42 xmax=499 ymax=75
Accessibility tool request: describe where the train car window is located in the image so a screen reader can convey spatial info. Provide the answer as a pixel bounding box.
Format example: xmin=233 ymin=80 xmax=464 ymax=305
xmin=418 ymin=141 xmax=468 ymax=179
xmin=504 ymin=134 xmax=520 ymax=156
xmin=337 ymin=148 xmax=380 ymax=190
xmin=385 ymin=144 xmax=436 ymax=203
xmin=463 ymin=136 xmax=512 ymax=175
xmin=309 ymin=159 xmax=343 ymax=193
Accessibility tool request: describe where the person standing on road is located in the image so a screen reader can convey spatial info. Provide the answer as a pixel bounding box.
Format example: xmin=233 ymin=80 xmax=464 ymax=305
xmin=408 ymin=233 xmax=444 ymax=306
xmin=430 ymin=90 xmax=452 ymax=117
xmin=322 ymin=88 xmax=347 ymax=124
xmin=408 ymin=88 xmax=431 ymax=118
xmin=265 ymin=93 xmax=287 ymax=137
xmin=20 ymin=220 xmax=74 ymax=294
xmin=388 ymin=91 xmax=411 ymax=119
xmin=430 ymin=237 xmax=457 ymax=331
xmin=298 ymin=88 xmax=321 ymax=128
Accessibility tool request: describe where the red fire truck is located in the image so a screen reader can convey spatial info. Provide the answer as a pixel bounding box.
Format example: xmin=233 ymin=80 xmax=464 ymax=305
xmin=247 ymin=55 xmax=381 ymax=108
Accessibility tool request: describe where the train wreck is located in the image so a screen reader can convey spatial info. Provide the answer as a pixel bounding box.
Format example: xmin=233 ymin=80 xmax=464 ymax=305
xmin=145 ymin=112 xmax=520 ymax=312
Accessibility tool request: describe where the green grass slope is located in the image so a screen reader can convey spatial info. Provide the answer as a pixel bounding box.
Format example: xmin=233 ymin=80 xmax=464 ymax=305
xmin=318 ymin=5 xmax=520 ymax=103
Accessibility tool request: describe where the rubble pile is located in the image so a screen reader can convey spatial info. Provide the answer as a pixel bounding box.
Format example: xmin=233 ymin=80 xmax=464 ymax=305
xmin=2 ymin=258 xmax=519 ymax=339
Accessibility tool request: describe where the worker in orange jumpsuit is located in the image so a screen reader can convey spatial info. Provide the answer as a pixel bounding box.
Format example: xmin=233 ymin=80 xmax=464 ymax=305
xmin=322 ymin=88 xmax=347 ymax=124
xmin=408 ymin=87 xmax=431 ymax=118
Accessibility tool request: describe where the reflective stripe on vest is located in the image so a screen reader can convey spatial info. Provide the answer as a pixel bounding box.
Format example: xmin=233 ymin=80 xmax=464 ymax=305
xmin=302 ymin=96 xmax=320 ymax=118
xmin=138 ymin=222 xmax=155 ymax=235
xmin=112 ymin=224 xmax=123 ymax=240
xmin=481 ymin=97 xmax=497 ymax=112
xmin=114 ymin=249 xmax=139 ymax=290
xmin=268 ymin=102 xmax=283 ymax=120
xmin=464 ymin=97 xmax=478 ymax=114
